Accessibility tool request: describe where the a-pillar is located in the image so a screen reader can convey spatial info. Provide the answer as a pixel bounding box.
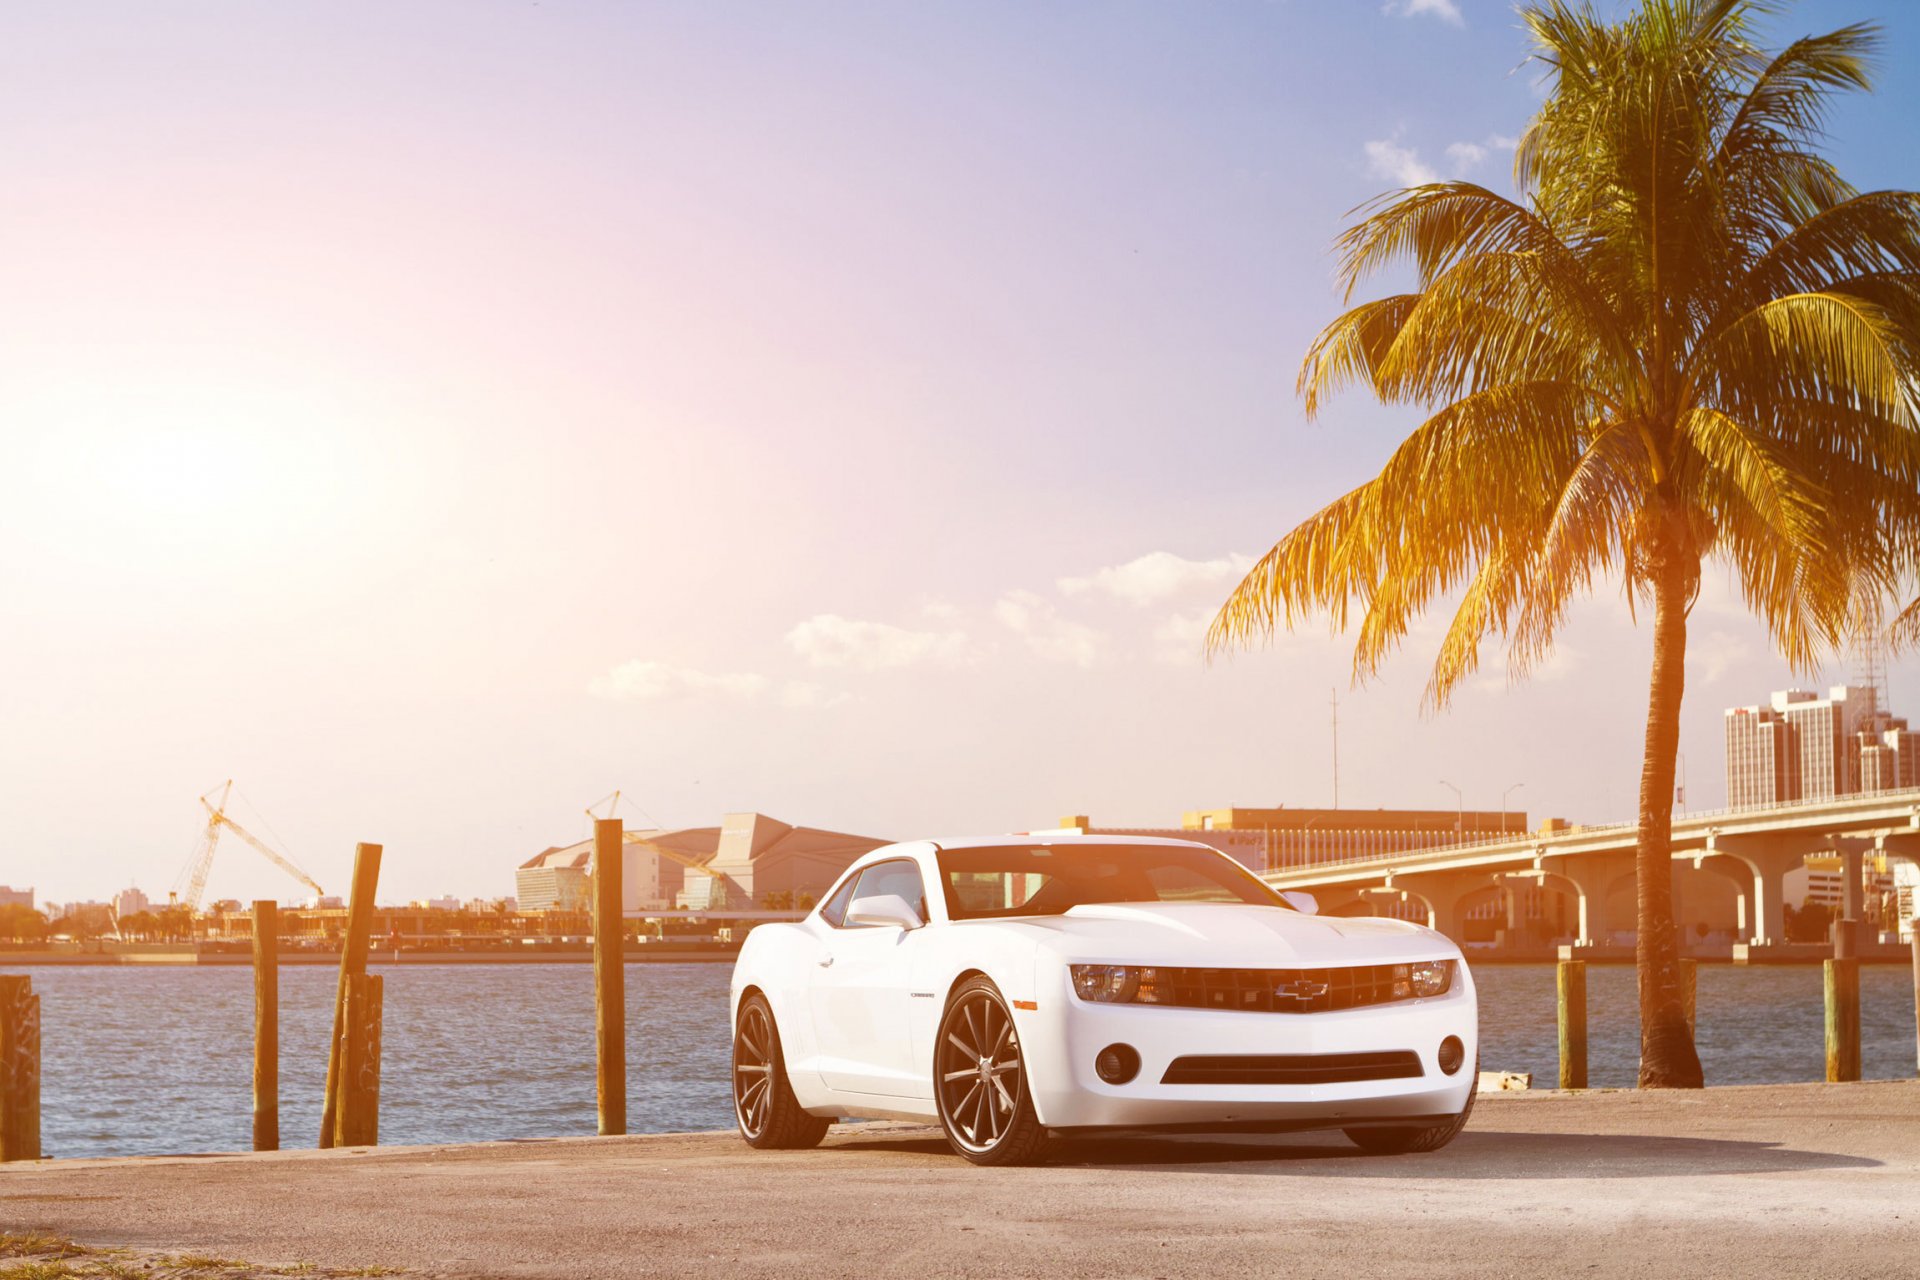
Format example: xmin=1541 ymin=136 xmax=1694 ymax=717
xmin=1705 ymin=835 xmax=1806 ymax=946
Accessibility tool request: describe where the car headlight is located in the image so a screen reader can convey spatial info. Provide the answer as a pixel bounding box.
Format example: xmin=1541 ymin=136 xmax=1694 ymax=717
xmin=1071 ymin=965 xmax=1140 ymax=1003
xmin=1406 ymin=959 xmax=1453 ymax=998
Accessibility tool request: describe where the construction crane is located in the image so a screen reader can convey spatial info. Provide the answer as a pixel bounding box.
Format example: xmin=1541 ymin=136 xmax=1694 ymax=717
xmin=172 ymin=780 xmax=325 ymax=911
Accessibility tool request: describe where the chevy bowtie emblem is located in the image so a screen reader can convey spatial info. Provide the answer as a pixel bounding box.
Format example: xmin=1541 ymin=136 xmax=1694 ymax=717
xmin=1275 ymin=978 xmax=1330 ymax=1002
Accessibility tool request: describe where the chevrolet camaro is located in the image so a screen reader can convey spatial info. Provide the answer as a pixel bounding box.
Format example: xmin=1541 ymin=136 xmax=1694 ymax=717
xmin=728 ymin=833 xmax=1478 ymax=1165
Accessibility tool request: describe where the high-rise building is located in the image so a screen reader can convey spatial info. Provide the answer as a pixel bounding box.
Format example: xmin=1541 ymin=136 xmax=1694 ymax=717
xmin=1725 ymin=704 xmax=1798 ymax=808
xmin=0 ymin=886 xmax=33 ymax=910
xmin=114 ymin=886 xmax=150 ymax=918
xmin=1726 ymin=685 xmax=1916 ymax=808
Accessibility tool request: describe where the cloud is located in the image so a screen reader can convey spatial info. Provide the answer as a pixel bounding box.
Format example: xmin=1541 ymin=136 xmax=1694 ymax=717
xmin=777 ymin=681 xmax=851 ymax=710
xmin=994 ymin=591 xmax=1107 ymax=668
xmin=1385 ymin=0 xmax=1464 ymax=25
xmin=1696 ymin=631 xmax=1757 ymax=685
xmin=590 ymin=660 xmax=768 ymax=702
xmin=1444 ymin=133 xmax=1520 ymax=176
xmin=1059 ymin=551 xmax=1254 ymax=607
xmin=784 ymin=613 xmax=974 ymax=670
xmin=1363 ymin=137 xmax=1439 ymax=187
xmin=1152 ymin=609 xmax=1217 ymax=666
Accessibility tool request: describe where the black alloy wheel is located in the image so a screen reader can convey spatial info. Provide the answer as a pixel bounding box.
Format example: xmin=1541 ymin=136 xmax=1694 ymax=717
xmin=934 ymin=976 xmax=1050 ymax=1166
xmin=732 ymin=993 xmax=829 ymax=1150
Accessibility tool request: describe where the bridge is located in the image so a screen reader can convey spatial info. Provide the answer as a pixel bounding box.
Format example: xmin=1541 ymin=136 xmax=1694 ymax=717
xmin=1258 ymin=786 xmax=1920 ymax=956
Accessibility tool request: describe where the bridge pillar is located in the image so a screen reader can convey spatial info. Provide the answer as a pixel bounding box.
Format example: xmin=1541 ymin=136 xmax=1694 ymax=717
xmin=1544 ymin=852 xmax=1632 ymax=947
xmin=1361 ymin=884 xmax=1436 ymax=929
xmin=1394 ymin=870 xmax=1504 ymax=946
xmin=1706 ymin=835 xmax=1805 ymax=947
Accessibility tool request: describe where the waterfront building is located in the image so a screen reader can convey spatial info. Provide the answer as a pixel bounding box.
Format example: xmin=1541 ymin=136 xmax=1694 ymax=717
xmin=1725 ymin=686 xmax=1917 ymax=808
xmin=516 ymin=847 xmax=592 ymax=912
xmin=1179 ymin=805 xmax=1531 ymax=870
xmin=1051 ymin=816 xmax=1270 ymax=872
xmin=0 ymin=886 xmax=32 ymax=910
xmin=1725 ymin=703 xmax=1798 ymax=807
xmin=113 ymin=886 xmax=150 ymax=917
xmin=674 ymin=812 xmax=890 ymax=910
xmin=520 ymin=824 xmax=724 ymax=913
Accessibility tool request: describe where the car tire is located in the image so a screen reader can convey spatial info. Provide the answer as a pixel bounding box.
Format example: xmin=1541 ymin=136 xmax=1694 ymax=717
xmin=732 ymin=992 xmax=830 ymax=1150
xmin=935 ymin=976 xmax=1051 ymax=1166
xmin=1343 ymin=1058 xmax=1478 ymax=1155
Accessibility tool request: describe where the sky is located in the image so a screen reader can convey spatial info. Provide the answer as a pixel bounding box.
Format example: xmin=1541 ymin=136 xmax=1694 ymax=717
xmin=5 ymin=0 xmax=1920 ymax=908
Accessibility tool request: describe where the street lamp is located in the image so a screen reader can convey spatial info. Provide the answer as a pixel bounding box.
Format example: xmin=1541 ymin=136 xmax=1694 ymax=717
xmin=1438 ymin=780 xmax=1463 ymax=842
xmin=1502 ymin=782 xmax=1526 ymax=837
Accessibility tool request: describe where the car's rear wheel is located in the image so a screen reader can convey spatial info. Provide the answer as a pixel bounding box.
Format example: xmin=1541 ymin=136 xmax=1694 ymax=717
xmin=733 ymin=993 xmax=829 ymax=1150
xmin=1343 ymin=1060 xmax=1478 ymax=1154
xmin=935 ymin=977 xmax=1050 ymax=1166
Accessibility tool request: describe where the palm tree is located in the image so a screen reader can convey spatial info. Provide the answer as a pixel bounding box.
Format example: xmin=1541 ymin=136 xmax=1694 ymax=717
xmin=1211 ymin=0 xmax=1920 ymax=1087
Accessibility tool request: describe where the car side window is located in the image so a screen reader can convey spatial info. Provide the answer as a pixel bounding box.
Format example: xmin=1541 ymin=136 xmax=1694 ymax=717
xmin=844 ymin=858 xmax=928 ymax=927
xmin=818 ymin=874 xmax=860 ymax=928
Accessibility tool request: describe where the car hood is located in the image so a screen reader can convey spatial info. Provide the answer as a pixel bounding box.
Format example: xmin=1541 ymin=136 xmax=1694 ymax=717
xmin=985 ymin=901 xmax=1457 ymax=966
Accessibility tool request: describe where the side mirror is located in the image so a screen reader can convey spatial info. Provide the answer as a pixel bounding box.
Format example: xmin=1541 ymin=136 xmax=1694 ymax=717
xmin=846 ymin=893 xmax=924 ymax=930
xmin=1281 ymin=891 xmax=1320 ymax=916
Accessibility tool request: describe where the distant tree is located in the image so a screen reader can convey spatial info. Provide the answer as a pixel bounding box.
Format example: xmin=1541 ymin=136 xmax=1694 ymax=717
xmin=0 ymin=904 xmax=49 ymax=943
xmin=796 ymin=893 xmax=816 ymax=912
xmin=155 ymin=905 xmax=194 ymax=942
xmin=51 ymin=903 xmax=112 ymax=940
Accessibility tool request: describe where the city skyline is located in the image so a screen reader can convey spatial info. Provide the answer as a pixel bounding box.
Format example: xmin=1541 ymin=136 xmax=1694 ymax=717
xmin=7 ymin=1 xmax=1920 ymax=907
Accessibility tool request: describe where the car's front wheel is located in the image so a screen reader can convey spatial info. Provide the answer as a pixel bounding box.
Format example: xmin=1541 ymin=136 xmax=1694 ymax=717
xmin=732 ymin=993 xmax=829 ymax=1150
xmin=1343 ymin=1063 xmax=1478 ymax=1155
xmin=935 ymin=976 xmax=1050 ymax=1166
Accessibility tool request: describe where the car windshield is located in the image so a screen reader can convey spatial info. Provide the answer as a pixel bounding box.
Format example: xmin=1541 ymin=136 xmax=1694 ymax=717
xmin=937 ymin=843 xmax=1289 ymax=920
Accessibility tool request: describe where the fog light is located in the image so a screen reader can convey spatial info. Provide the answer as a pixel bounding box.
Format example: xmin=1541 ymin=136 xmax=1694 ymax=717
xmin=1438 ymin=1035 xmax=1466 ymax=1075
xmin=1095 ymin=1043 xmax=1140 ymax=1084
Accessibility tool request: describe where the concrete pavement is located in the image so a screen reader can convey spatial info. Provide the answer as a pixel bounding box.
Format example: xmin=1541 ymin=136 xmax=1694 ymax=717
xmin=5 ymin=1082 xmax=1919 ymax=1278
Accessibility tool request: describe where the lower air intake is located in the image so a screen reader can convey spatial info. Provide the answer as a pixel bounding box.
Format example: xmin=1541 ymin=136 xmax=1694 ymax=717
xmin=1160 ymin=1051 xmax=1424 ymax=1086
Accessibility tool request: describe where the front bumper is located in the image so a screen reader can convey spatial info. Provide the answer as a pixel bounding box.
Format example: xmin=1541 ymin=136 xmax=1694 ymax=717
xmin=1023 ymin=971 xmax=1477 ymax=1132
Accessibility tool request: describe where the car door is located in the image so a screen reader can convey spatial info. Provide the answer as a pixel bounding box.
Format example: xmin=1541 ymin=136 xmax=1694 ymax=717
xmin=807 ymin=858 xmax=932 ymax=1098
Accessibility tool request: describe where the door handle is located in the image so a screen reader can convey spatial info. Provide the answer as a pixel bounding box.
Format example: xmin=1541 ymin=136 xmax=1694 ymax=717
xmin=818 ymin=955 xmax=834 ymax=968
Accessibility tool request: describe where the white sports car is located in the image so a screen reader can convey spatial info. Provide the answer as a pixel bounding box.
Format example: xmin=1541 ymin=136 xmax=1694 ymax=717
xmin=729 ymin=833 xmax=1478 ymax=1165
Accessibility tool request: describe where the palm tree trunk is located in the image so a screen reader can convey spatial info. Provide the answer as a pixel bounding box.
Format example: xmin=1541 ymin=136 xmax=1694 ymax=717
xmin=1635 ymin=532 xmax=1705 ymax=1089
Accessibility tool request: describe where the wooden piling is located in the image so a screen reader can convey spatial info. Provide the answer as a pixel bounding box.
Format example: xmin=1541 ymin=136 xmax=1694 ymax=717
xmin=594 ymin=817 xmax=627 ymax=1136
xmin=320 ymin=843 xmax=382 ymax=1149
xmin=1825 ymin=958 xmax=1861 ymax=1083
xmin=334 ymin=973 xmax=383 ymax=1148
xmin=1680 ymin=958 xmax=1697 ymax=1038
xmin=1911 ymin=931 xmax=1920 ymax=1078
xmin=0 ymin=975 xmax=41 ymax=1162
xmin=253 ymin=900 xmax=279 ymax=1152
xmin=1557 ymin=959 xmax=1587 ymax=1090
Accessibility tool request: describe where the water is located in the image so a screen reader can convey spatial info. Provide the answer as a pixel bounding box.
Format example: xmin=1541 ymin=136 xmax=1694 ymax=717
xmin=15 ymin=962 xmax=1919 ymax=1159
xmin=28 ymin=963 xmax=734 ymax=1160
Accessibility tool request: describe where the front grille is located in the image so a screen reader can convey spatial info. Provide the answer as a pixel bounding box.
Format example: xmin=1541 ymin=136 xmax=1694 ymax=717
xmin=1161 ymin=1051 xmax=1424 ymax=1086
xmin=1131 ymin=965 xmax=1412 ymax=1014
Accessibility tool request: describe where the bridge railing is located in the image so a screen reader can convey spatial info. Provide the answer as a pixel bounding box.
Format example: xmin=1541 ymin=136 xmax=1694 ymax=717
xmin=1261 ymin=784 xmax=1920 ymax=877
